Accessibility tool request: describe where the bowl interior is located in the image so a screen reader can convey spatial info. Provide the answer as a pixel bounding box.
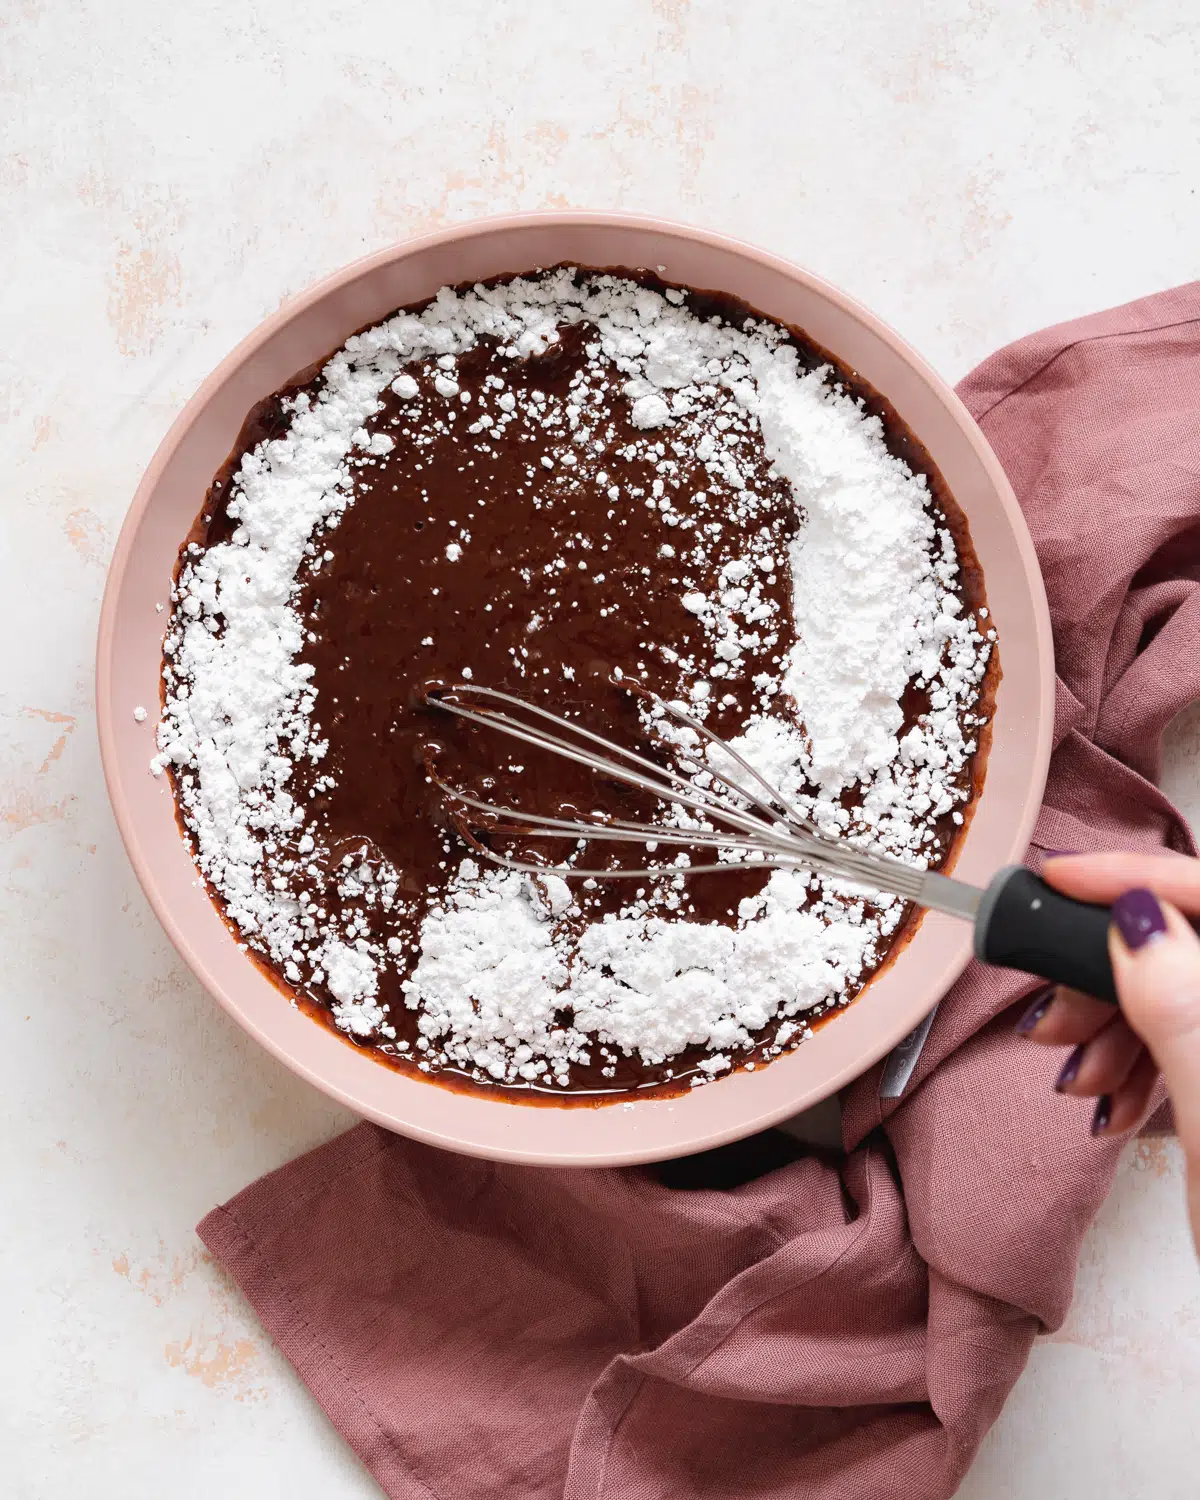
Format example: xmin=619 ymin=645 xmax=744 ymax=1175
xmin=97 ymin=214 xmax=1053 ymax=1166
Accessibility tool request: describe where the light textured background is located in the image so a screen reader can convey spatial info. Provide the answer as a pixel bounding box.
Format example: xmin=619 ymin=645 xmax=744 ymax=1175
xmin=3 ymin=1 xmax=1200 ymax=1494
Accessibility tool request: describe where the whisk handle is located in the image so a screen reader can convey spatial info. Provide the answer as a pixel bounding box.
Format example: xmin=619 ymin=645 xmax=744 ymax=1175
xmin=974 ymin=866 xmax=1119 ymax=1004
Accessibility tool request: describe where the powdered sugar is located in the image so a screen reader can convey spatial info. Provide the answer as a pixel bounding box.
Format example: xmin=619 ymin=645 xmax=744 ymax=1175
xmin=158 ymin=269 xmax=992 ymax=1090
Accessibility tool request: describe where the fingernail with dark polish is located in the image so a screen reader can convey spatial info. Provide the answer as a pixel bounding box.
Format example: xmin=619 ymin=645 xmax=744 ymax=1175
xmin=1092 ymin=1095 xmax=1112 ymax=1135
xmin=1042 ymin=849 xmax=1081 ymax=860
xmin=1016 ymin=988 xmax=1054 ymax=1034
xmin=1055 ymin=1044 xmax=1085 ymax=1092
xmin=1112 ymin=888 xmax=1167 ymax=951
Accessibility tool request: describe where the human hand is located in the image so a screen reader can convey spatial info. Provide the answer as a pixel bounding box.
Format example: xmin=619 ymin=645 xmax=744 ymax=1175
xmin=1016 ymin=851 xmax=1200 ymax=1254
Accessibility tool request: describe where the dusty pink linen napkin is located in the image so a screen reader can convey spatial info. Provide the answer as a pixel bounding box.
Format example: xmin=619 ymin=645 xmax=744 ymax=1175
xmin=199 ymin=285 xmax=1200 ymax=1499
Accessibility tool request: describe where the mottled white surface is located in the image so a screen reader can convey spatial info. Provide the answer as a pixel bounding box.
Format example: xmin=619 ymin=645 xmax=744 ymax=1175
xmin=3 ymin=1 xmax=1199 ymax=1494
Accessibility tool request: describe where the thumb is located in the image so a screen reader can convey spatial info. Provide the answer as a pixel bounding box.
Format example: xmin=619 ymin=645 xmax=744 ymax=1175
xmin=1110 ymin=888 xmax=1200 ymax=1249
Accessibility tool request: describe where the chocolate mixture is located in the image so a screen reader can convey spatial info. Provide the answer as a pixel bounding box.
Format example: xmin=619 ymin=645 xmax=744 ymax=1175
xmin=179 ymin=270 xmax=996 ymax=1102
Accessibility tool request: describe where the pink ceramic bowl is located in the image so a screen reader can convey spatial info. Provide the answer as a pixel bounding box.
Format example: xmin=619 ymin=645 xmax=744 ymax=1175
xmin=96 ymin=213 xmax=1053 ymax=1166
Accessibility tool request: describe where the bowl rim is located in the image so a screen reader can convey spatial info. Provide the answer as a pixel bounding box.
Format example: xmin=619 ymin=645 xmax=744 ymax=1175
xmin=96 ymin=210 xmax=1054 ymax=1164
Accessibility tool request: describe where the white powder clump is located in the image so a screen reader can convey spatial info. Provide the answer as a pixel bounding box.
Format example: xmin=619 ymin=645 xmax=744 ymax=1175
xmin=758 ymin=362 xmax=949 ymax=787
xmin=403 ymin=864 xmax=577 ymax=1084
xmin=160 ymin=268 xmax=991 ymax=1089
xmin=322 ymin=939 xmax=385 ymax=1036
xmin=631 ymin=392 xmax=671 ymax=429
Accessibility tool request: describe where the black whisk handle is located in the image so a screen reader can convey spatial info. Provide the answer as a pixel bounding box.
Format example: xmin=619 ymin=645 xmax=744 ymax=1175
xmin=973 ymin=866 xmax=1119 ymax=1005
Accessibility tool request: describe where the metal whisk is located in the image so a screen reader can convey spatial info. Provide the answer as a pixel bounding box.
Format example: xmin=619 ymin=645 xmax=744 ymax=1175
xmin=426 ymin=681 xmax=968 ymax=910
xmin=424 ymin=681 xmax=1126 ymax=1008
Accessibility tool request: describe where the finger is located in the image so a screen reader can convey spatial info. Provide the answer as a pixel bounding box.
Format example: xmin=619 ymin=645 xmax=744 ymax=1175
xmin=1109 ymin=890 xmax=1200 ymax=1245
xmin=1043 ymin=850 xmax=1200 ymax=915
xmin=1101 ymin=1047 xmax=1161 ymax=1135
xmin=1016 ymin=985 xmax=1120 ymax=1045
xmin=1053 ymin=1017 xmax=1144 ymax=1098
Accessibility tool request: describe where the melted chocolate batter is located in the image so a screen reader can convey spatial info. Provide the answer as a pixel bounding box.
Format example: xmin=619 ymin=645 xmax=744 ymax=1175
xmin=180 ymin=269 xmax=997 ymax=1103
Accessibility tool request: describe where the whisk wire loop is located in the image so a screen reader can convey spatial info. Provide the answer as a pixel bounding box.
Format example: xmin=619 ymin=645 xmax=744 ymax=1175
xmin=424 ymin=684 xmax=930 ymax=904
